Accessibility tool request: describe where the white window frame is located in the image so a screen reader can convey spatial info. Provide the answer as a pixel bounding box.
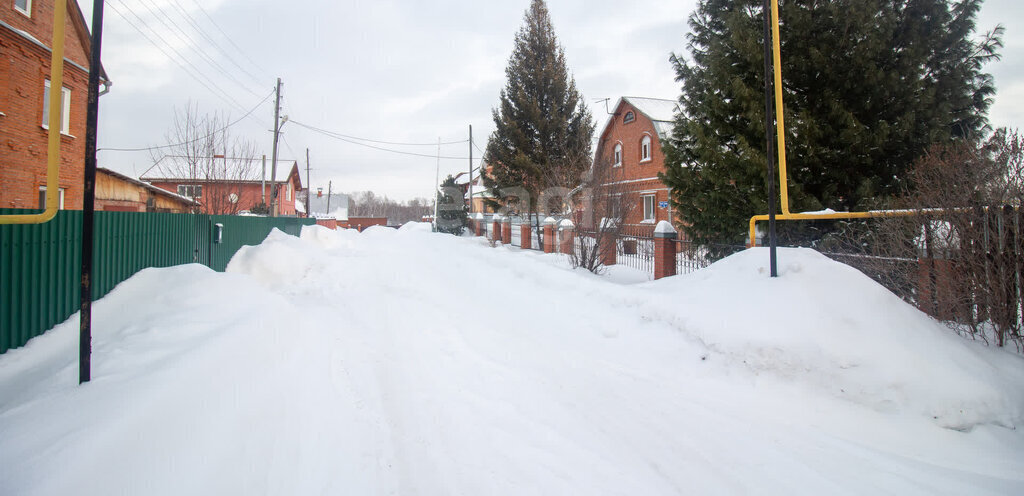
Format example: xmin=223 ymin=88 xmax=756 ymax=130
xmin=286 ymin=181 xmax=293 ymax=201
xmin=38 ymin=186 xmax=65 ymax=210
xmin=14 ymin=0 xmax=31 ymax=17
xmin=177 ymin=184 xmax=202 ymax=199
xmin=613 ymin=142 xmax=622 ymax=167
xmin=642 ymin=194 xmax=655 ymax=222
xmin=640 ymin=135 xmax=652 ymax=163
xmin=623 ymin=111 xmax=635 ymax=124
xmin=42 ymin=80 xmax=71 ymax=136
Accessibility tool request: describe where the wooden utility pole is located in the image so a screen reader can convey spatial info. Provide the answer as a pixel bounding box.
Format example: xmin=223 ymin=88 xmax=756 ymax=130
xmin=326 ymin=180 xmax=332 ymax=214
xmin=305 ymin=148 xmax=311 ymax=217
xmin=468 ymin=125 xmax=473 ymax=214
xmin=261 ymin=154 xmax=266 ymax=205
xmin=270 ymin=77 xmax=282 ymax=217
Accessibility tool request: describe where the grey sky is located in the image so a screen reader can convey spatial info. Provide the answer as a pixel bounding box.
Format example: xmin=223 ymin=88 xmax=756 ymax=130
xmin=84 ymin=0 xmax=1023 ymax=202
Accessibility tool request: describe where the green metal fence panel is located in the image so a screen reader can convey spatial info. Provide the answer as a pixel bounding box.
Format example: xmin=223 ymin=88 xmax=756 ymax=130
xmin=1 ymin=209 xmax=315 ymax=354
xmin=209 ymin=215 xmax=315 ymax=272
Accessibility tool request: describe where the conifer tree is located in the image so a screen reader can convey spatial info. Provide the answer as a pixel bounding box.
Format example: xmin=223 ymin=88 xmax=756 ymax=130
xmin=484 ymin=0 xmax=594 ymax=227
xmin=661 ymin=0 xmax=1002 ymax=245
xmin=436 ymin=174 xmax=468 ymax=235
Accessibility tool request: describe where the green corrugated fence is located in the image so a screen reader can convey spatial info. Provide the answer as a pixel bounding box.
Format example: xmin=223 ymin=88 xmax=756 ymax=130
xmin=0 ymin=209 xmax=314 ymax=354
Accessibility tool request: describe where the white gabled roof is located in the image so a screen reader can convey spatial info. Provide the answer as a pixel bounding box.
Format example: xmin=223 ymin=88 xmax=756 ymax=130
xmin=596 ymin=96 xmax=680 ymax=142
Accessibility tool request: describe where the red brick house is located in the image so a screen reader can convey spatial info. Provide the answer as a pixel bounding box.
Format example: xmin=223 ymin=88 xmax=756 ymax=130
xmin=0 ymin=0 xmax=109 ymax=209
xmin=142 ymin=159 xmax=304 ymax=216
xmin=593 ymin=97 xmax=679 ymax=227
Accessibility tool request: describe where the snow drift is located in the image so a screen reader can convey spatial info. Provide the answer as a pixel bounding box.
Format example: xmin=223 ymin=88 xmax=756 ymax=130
xmin=1 ymin=223 xmax=1022 ymax=495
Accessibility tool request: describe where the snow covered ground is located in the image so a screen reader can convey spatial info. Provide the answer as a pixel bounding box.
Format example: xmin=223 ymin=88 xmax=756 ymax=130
xmin=1 ymin=223 xmax=1023 ymax=495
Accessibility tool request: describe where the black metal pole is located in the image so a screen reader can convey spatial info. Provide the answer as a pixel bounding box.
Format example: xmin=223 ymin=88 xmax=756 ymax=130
xmin=762 ymin=0 xmax=778 ymax=277
xmin=80 ymin=0 xmax=105 ymax=384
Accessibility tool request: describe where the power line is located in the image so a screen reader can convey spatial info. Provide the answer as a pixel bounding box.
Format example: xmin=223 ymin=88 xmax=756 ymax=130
xmin=290 ymin=120 xmax=467 ymax=146
xmin=166 ymin=0 xmax=266 ymax=85
xmin=106 ymin=0 xmax=252 ymax=116
xmin=292 ymin=120 xmax=475 ymax=160
xmin=136 ymin=0 xmax=263 ymax=99
xmin=98 ymin=88 xmax=275 ymax=152
xmin=189 ymin=0 xmax=271 ymax=77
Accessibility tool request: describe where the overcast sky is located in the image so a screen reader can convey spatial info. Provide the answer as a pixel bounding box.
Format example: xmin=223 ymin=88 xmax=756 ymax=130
xmin=84 ymin=0 xmax=1023 ymax=202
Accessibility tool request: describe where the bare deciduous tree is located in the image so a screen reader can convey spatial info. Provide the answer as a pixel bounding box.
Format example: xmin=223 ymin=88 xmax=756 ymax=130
xmin=151 ymin=103 xmax=259 ymax=215
xmin=566 ymin=156 xmax=638 ymax=273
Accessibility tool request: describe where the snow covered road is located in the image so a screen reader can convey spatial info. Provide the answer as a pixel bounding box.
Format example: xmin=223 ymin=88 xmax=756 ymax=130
xmin=1 ymin=224 xmax=1023 ymax=495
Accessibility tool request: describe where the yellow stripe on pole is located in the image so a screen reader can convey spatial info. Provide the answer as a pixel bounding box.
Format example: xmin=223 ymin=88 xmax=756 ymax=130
xmin=0 ymin=0 xmax=65 ymax=224
xmin=771 ymin=0 xmax=790 ymax=215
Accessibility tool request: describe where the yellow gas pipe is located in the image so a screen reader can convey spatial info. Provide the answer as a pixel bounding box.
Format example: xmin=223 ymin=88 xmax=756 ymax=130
xmin=0 ymin=0 xmax=66 ymax=224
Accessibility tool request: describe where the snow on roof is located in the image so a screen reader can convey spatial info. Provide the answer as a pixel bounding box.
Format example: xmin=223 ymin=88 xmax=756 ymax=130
xmin=623 ymin=97 xmax=679 ymax=123
xmin=140 ymin=158 xmax=299 ymax=184
xmin=597 ymin=97 xmax=680 ymax=142
xmin=97 ymin=167 xmax=199 ymax=206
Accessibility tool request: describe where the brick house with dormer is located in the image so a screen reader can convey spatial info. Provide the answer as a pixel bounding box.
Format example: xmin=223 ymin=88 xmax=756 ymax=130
xmin=593 ymin=97 xmax=679 ymax=228
xmin=1 ymin=0 xmax=109 ymax=209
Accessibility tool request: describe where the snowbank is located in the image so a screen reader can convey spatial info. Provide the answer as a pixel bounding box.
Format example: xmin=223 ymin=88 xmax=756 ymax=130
xmin=1 ymin=226 xmax=1022 ymax=494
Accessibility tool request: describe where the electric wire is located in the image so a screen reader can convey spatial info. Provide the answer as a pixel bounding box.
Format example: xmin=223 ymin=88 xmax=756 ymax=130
xmin=291 ymin=120 xmax=475 ymax=160
xmin=136 ymin=0 xmax=263 ymax=99
xmin=189 ymin=0 xmax=272 ymax=77
xmin=165 ymin=0 xmax=266 ymax=85
xmin=106 ymin=0 xmax=252 ymax=116
xmin=98 ymin=88 xmax=275 ymax=152
xmin=290 ymin=120 xmax=467 ymax=146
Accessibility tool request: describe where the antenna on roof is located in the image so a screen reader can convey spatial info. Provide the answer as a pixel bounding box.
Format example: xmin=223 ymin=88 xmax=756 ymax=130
xmin=593 ymin=98 xmax=612 ymax=115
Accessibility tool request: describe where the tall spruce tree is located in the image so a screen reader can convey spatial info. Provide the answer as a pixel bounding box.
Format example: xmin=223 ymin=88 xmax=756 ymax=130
xmin=483 ymin=0 xmax=594 ymax=225
xmin=661 ymin=0 xmax=1002 ymax=245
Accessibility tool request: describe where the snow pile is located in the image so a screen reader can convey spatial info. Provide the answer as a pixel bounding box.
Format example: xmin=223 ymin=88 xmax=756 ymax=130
xmin=646 ymin=248 xmax=1024 ymax=429
xmin=1 ymin=226 xmax=1023 ymax=494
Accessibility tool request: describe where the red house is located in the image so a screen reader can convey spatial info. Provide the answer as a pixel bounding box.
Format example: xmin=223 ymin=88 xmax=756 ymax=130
xmin=0 ymin=0 xmax=110 ymax=209
xmin=142 ymin=159 xmax=304 ymax=216
xmin=593 ymin=97 xmax=679 ymax=227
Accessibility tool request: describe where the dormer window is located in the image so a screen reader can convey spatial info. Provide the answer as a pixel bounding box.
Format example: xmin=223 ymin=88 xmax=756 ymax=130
xmin=623 ymin=111 xmax=635 ymax=124
xmin=613 ymin=143 xmax=622 ymax=167
xmin=14 ymin=0 xmax=31 ymax=17
xmin=640 ymin=135 xmax=652 ymax=162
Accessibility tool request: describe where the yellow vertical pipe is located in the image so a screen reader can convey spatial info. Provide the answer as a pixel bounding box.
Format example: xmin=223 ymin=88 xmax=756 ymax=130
xmin=0 ymin=0 xmax=65 ymax=224
xmin=770 ymin=0 xmax=790 ymax=215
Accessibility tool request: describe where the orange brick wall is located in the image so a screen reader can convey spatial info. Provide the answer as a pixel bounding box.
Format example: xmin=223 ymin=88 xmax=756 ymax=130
xmin=595 ymin=101 xmax=675 ymax=227
xmin=1 ymin=0 xmax=92 ymax=209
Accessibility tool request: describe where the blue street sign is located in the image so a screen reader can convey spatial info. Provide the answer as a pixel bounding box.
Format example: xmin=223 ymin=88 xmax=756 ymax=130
xmin=658 ymin=201 xmax=669 ymax=209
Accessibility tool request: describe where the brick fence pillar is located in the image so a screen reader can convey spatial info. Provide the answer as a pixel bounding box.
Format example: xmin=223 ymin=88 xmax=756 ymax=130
xmin=654 ymin=220 xmax=678 ymax=280
xmin=521 ymin=222 xmax=532 ymax=250
xmin=559 ymin=220 xmax=575 ymax=255
xmin=543 ymin=217 xmax=556 ymax=253
xmin=502 ymin=218 xmax=512 ymax=244
xmin=474 ymin=213 xmax=484 ymax=237
xmin=599 ymin=232 xmax=616 ymax=266
xmin=492 ymin=215 xmax=503 ymax=243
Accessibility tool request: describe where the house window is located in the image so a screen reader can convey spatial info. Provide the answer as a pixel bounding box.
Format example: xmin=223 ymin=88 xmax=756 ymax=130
xmin=613 ymin=143 xmax=622 ymax=167
xmin=38 ymin=186 xmax=65 ymax=210
xmin=177 ymin=185 xmax=202 ymax=198
xmin=286 ymin=182 xmax=293 ymax=201
xmin=623 ymin=111 xmax=635 ymax=124
xmin=42 ymin=80 xmax=71 ymax=135
xmin=642 ymin=194 xmax=655 ymax=222
xmin=640 ymin=135 xmax=652 ymax=162
xmin=14 ymin=0 xmax=31 ymax=16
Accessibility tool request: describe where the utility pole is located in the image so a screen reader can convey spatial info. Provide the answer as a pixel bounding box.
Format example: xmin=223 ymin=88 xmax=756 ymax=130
xmin=433 ymin=137 xmax=440 ymax=230
xmin=305 ymin=148 xmax=311 ymax=218
xmin=80 ymin=0 xmax=105 ymax=385
xmin=468 ymin=124 xmax=473 ymax=215
xmin=270 ymin=77 xmax=282 ymax=217
xmin=762 ymin=0 xmax=778 ymax=277
xmin=326 ymin=180 xmax=332 ymax=214
xmin=261 ymin=154 xmax=266 ymax=205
